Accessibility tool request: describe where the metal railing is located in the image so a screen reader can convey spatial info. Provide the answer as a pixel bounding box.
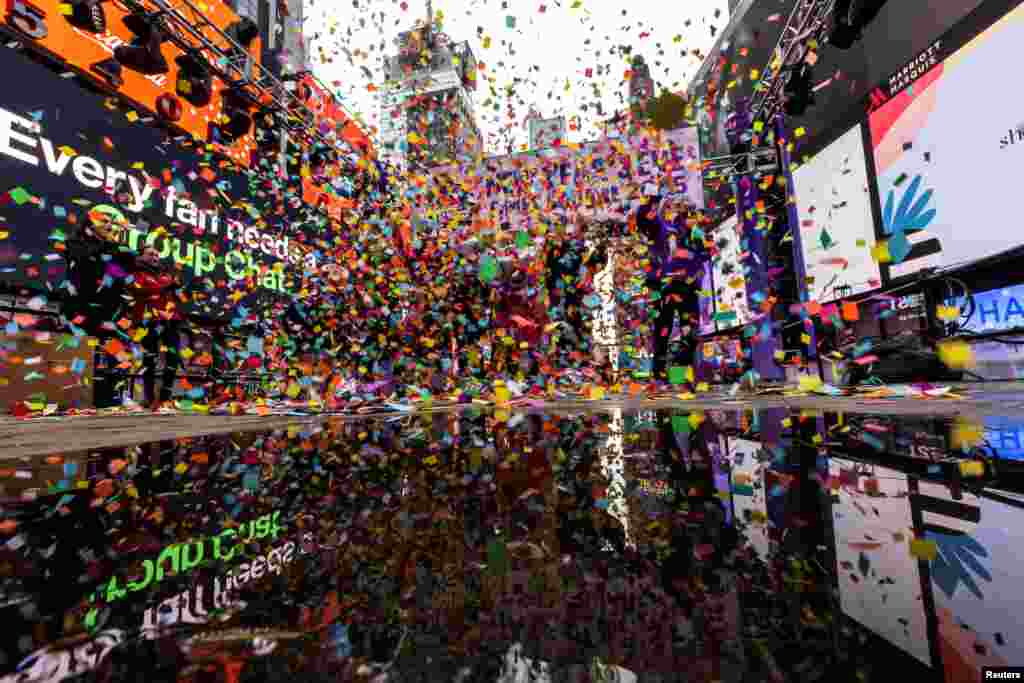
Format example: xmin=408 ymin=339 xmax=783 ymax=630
xmin=750 ymin=0 xmax=838 ymax=124
xmin=87 ymin=0 xmax=366 ymax=161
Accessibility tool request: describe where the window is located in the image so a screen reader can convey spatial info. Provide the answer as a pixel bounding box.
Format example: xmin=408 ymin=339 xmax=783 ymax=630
xmin=233 ymin=0 xmax=259 ymax=22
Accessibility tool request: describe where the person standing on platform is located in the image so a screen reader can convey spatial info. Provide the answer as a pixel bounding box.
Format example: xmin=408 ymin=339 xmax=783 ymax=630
xmin=545 ymin=215 xmax=608 ymax=365
xmin=636 ymin=194 xmax=709 ymax=385
xmin=129 ymin=245 xmax=185 ymax=409
xmin=61 ymin=208 xmax=135 ymax=407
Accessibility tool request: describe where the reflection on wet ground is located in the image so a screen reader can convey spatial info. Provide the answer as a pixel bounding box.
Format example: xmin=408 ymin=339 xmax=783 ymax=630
xmin=0 ymin=408 xmax=1022 ymax=682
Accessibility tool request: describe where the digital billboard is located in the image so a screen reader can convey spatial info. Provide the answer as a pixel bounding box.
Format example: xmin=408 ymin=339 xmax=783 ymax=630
xmin=710 ymin=216 xmax=754 ymax=331
xmin=0 ymin=48 xmax=316 ymax=319
xmin=792 ymin=124 xmax=881 ymax=302
xmin=3 ymin=0 xmax=261 ymax=165
xmin=869 ymin=2 xmax=1024 ymax=279
xmin=829 ymin=458 xmax=931 ymax=666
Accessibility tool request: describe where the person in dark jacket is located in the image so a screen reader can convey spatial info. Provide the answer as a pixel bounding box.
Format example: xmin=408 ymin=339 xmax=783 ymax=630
xmin=545 ymin=216 xmax=607 ymax=355
xmin=61 ymin=209 xmax=136 ymax=407
xmin=61 ymin=209 xmax=136 ymax=331
xmin=636 ymin=194 xmax=710 ymax=383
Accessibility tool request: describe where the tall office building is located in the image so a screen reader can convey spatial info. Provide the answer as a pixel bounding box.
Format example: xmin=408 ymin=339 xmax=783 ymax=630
xmin=379 ymin=19 xmax=482 ymax=171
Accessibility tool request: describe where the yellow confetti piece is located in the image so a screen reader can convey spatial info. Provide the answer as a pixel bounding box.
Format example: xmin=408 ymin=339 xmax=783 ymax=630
xmin=794 ymin=127 xmax=806 ymax=138
xmin=959 ymin=461 xmax=985 ymax=477
xmin=798 ymin=375 xmax=823 ymax=392
xmin=126 ymin=111 xmax=139 ymax=122
xmin=937 ymin=339 xmax=974 ymax=370
xmin=871 ymin=242 xmax=892 ymax=263
xmin=950 ymin=416 xmax=984 ymax=450
xmin=908 ymin=538 xmax=938 ymax=561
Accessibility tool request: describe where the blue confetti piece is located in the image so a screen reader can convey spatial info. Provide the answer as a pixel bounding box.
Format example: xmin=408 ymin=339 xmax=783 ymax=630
xmin=861 ymin=433 xmax=885 ymax=451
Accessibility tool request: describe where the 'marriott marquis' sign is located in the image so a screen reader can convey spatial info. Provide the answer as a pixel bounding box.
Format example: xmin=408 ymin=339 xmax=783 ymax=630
xmin=0 ymin=48 xmax=322 ymax=318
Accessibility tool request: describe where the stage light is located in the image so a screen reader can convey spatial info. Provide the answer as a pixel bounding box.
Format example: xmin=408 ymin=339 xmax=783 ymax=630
xmin=224 ymin=17 xmax=259 ymax=51
xmin=156 ymin=93 xmax=182 ymax=122
xmin=214 ymin=88 xmax=255 ymax=143
xmin=65 ymin=0 xmax=106 ymax=33
xmin=114 ymin=12 xmax=169 ymax=75
xmin=174 ymin=52 xmax=213 ymax=107
xmin=783 ymin=64 xmax=815 ymax=117
xmin=829 ymin=0 xmax=889 ymax=49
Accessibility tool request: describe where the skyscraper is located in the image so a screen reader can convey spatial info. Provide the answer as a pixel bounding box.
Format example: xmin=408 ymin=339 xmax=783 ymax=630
xmin=379 ymin=16 xmax=482 ymax=171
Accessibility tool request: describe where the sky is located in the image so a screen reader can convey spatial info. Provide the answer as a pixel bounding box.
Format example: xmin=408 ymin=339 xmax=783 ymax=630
xmin=303 ymin=0 xmax=729 ymax=155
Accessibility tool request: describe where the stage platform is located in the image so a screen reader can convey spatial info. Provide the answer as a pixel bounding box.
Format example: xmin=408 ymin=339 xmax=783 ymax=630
xmin=3 ymin=382 xmax=1024 ymax=460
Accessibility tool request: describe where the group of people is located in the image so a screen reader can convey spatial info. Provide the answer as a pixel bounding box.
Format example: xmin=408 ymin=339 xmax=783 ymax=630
xmin=57 ymin=169 xmax=716 ymax=411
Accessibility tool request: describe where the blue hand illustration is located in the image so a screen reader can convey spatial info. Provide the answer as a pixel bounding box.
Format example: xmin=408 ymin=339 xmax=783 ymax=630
xmin=926 ymin=530 xmax=992 ymax=601
xmin=883 ymin=175 xmax=937 ymax=234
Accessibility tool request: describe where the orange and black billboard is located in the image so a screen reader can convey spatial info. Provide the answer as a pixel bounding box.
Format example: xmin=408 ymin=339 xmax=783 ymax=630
xmin=294 ymin=73 xmax=374 ymax=222
xmin=3 ymin=0 xmax=261 ymax=166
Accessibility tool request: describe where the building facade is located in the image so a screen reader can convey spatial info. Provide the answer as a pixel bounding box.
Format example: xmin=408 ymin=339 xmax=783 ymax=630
xmin=229 ymin=0 xmax=307 ymax=78
xmin=379 ymin=25 xmax=482 ymax=171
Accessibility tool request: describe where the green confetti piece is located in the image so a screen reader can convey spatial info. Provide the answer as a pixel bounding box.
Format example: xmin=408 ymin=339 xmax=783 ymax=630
xmin=671 ymin=414 xmax=690 ymax=434
xmin=9 ymin=187 xmax=31 ymax=205
xmin=894 ymin=173 xmax=909 ymax=187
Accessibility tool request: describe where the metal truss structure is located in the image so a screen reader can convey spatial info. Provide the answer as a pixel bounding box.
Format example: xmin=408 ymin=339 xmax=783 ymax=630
xmin=702 ymin=147 xmax=781 ymax=182
xmin=750 ymin=0 xmax=838 ymax=125
xmin=16 ymin=0 xmax=366 ymax=165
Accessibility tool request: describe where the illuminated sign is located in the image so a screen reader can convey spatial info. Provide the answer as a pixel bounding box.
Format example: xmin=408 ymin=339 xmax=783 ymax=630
xmin=984 ymin=417 xmax=1024 ymax=461
xmin=0 ymin=53 xmax=326 ymax=319
xmin=948 ymin=283 xmax=1024 ymax=334
xmin=90 ymin=511 xmax=283 ymax=608
xmin=141 ymin=531 xmax=313 ymax=638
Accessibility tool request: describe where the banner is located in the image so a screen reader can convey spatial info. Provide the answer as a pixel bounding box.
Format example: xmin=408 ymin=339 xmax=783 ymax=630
xmin=3 ymin=0 xmax=261 ymax=166
xmin=0 ymin=48 xmax=319 ymax=320
xmin=431 ymin=126 xmax=703 ymax=232
xmin=295 ymin=74 xmax=367 ymax=222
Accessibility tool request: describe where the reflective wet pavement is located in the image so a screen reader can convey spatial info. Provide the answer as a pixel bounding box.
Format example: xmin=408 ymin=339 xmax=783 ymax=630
xmin=0 ymin=407 xmax=1021 ymax=682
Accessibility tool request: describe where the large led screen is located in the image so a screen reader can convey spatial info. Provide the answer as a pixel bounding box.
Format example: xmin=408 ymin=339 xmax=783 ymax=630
xmin=728 ymin=438 xmax=769 ymax=560
xmin=869 ymin=3 xmax=1024 ymax=279
xmin=913 ymin=483 xmax=1024 ymax=680
xmin=792 ymin=125 xmax=882 ymax=302
xmin=830 ymin=458 xmax=931 ymax=666
xmin=711 ymin=216 xmax=755 ymax=330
